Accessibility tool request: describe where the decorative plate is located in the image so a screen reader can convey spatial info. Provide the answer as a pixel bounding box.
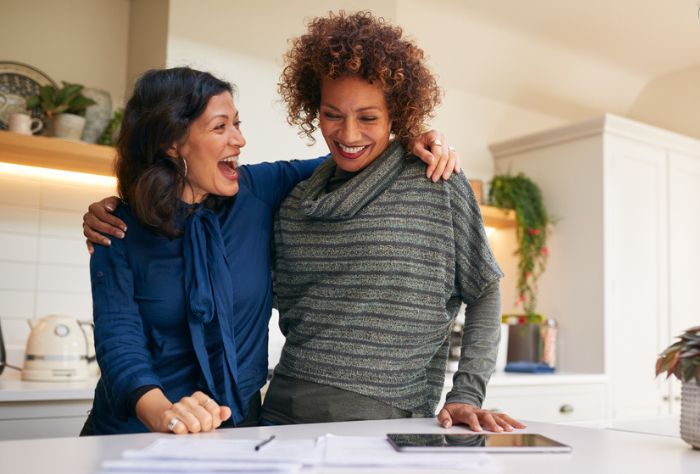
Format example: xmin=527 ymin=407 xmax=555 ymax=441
xmin=0 ymin=61 xmax=57 ymax=133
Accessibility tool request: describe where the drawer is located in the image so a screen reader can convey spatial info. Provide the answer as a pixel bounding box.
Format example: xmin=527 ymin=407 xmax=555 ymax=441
xmin=482 ymin=383 xmax=607 ymax=423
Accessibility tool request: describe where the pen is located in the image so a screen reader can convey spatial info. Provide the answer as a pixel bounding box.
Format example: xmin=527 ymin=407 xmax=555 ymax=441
xmin=254 ymin=434 xmax=276 ymax=451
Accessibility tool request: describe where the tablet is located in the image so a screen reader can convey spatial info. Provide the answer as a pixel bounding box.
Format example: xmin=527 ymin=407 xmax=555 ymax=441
xmin=386 ymin=433 xmax=572 ymax=453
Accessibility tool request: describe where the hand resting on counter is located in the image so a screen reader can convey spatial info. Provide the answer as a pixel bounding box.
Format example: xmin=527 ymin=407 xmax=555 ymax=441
xmin=136 ymin=388 xmax=231 ymax=434
xmin=437 ymin=402 xmax=526 ymax=432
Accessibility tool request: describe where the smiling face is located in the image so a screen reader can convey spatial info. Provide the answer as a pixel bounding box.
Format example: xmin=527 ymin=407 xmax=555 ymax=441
xmin=319 ymin=76 xmax=392 ymax=173
xmin=168 ymin=92 xmax=246 ymax=204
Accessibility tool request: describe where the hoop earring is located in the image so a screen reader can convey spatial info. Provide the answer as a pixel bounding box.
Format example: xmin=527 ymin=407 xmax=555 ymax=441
xmin=181 ymin=156 xmax=188 ymax=177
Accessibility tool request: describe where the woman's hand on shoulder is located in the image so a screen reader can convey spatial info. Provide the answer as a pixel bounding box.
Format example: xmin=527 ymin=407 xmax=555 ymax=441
xmin=136 ymin=389 xmax=231 ymax=434
xmin=410 ymin=129 xmax=460 ymax=182
xmin=83 ymin=196 xmax=127 ymax=254
xmin=436 ymin=402 xmax=526 ymax=432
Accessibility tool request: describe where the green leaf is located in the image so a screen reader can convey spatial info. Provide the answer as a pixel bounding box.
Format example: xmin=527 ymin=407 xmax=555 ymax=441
xmin=26 ymin=95 xmax=39 ymax=109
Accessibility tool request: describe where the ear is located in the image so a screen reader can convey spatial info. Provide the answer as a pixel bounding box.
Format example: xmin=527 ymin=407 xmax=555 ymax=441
xmin=165 ymin=143 xmax=179 ymax=159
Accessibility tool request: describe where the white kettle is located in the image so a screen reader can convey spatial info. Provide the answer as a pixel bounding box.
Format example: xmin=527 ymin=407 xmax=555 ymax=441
xmin=22 ymin=315 xmax=95 ymax=382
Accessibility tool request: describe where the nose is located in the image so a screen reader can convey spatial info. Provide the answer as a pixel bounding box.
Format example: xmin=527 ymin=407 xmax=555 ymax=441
xmin=338 ymin=119 xmax=361 ymax=143
xmin=228 ymin=127 xmax=246 ymax=148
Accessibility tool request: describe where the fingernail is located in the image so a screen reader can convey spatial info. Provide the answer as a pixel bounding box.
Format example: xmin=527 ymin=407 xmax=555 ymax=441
xmin=441 ymin=422 xmax=451 ymax=429
xmin=118 ymin=231 xmax=125 ymax=239
xmin=106 ymin=205 xmax=114 ymax=211
xmin=104 ymin=240 xmax=111 ymax=246
xmin=122 ymin=225 xmax=127 ymax=231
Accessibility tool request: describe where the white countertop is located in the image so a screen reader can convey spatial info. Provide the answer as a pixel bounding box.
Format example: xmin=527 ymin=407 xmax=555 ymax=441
xmin=446 ymin=361 xmax=608 ymax=386
xmin=0 ymin=416 xmax=697 ymax=474
xmin=0 ymin=369 xmax=97 ymax=402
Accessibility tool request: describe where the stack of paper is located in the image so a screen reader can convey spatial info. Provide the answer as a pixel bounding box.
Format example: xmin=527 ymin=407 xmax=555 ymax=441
xmin=99 ymin=435 xmax=497 ymax=473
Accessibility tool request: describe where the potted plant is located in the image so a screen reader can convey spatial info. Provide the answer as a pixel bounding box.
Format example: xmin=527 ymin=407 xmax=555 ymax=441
xmin=656 ymin=326 xmax=700 ymax=449
xmin=26 ymin=82 xmax=95 ymax=140
xmin=488 ymin=172 xmax=550 ymax=317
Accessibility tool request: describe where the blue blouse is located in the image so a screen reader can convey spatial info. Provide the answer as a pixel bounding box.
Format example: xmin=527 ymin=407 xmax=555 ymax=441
xmin=89 ymin=158 xmax=322 ymax=434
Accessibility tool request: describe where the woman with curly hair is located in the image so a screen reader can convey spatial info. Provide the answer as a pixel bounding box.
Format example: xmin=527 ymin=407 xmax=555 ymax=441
xmin=263 ymin=11 xmax=524 ymax=433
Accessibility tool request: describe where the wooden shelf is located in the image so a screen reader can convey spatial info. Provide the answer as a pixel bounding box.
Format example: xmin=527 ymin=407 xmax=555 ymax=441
xmin=480 ymin=204 xmax=516 ymax=228
xmin=0 ymin=130 xmax=518 ymax=228
xmin=0 ymin=130 xmax=116 ymax=176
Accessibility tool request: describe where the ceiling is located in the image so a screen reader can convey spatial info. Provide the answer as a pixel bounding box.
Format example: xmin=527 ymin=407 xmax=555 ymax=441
xmin=392 ymin=0 xmax=700 ymax=132
xmin=459 ymin=0 xmax=700 ymax=78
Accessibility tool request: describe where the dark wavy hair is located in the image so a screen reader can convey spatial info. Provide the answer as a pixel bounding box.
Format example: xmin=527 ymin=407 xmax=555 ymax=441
xmin=279 ymin=10 xmax=442 ymax=148
xmin=115 ymin=67 xmax=233 ymax=238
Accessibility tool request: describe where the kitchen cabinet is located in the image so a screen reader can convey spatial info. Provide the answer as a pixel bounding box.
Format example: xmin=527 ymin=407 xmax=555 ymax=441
xmin=489 ymin=114 xmax=700 ymax=418
xmin=443 ymin=368 xmax=608 ymax=423
xmin=0 ymin=371 xmax=95 ymax=440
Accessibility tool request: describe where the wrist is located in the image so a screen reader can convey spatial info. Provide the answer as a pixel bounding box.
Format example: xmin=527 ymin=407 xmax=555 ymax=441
xmin=135 ymin=387 xmax=170 ymax=431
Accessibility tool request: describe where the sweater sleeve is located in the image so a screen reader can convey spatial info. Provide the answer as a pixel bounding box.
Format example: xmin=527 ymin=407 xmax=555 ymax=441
xmin=240 ymin=157 xmax=326 ymax=210
xmin=90 ymin=232 xmax=162 ymax=420
xmin=445 ymin=174 xmax=503 ymax=407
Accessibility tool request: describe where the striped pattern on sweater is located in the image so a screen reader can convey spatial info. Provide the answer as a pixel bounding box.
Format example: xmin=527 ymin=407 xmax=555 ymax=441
xmin=272 ymin=141 xmax=502 ymax=415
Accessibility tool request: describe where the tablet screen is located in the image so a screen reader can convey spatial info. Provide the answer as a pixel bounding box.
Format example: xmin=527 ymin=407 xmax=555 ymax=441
xmin=386 ymin=433 xmax=572 ymax=453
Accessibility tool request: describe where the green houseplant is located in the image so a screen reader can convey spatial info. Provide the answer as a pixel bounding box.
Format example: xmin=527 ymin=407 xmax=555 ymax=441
xmin=488 ymin=172 xmax=550 ymax=317
xmin=26 ymin=82 xmax=95 ymax=140
xmin=656 ymin=326 xmax=700 ymax=449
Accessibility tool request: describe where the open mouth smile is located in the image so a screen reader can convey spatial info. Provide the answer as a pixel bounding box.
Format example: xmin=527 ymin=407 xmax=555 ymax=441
xmin=217 ymin=155 xmax=239 ymax=180
xmin=335 ymin=141 xmax=369 ymax=159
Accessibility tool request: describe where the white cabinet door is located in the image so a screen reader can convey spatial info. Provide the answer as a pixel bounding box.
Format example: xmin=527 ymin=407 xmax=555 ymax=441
xmin=667 ymin=151 xmax=700 ymax=413
xmin=606 ymin=136 xmax=669 ymax=417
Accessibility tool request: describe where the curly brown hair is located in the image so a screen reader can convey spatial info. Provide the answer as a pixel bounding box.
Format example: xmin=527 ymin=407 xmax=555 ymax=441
xmin=279 ymin=10 xmax=442 ymax=148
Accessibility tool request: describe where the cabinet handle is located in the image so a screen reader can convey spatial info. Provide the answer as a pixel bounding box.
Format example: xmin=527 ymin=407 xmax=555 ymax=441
xmin=674 ymin=396 xmax=681 ymax=402
xmin=663 ymin=396 xmax=670 ymax=402
xmin=559 ymin=404 xmax=574 ymax=414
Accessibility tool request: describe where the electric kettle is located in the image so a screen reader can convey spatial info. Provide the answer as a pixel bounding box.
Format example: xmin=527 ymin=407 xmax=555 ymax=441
xmin=22 ymin=315 xmax=94 ymax=382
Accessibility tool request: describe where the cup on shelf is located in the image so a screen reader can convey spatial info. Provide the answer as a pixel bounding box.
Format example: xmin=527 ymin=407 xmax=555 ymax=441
xmin=8 ymin=112 xmax=43 ymax=135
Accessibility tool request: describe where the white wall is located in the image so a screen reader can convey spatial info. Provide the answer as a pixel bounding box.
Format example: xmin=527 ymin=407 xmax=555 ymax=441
xmin=164 ymin=0 xmax=568 ymax=177
xmin=0 ymin=0 xmax=130 ymax=107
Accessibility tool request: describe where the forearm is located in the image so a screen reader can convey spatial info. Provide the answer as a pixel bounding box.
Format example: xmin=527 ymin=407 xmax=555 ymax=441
xmin=134 ymin=387 xmax=172 ymax=431
xmin=446 ymin=280 xmax=501 ymax=406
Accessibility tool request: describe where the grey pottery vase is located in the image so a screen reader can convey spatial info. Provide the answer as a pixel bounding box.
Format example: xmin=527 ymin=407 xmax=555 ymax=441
xmin=80 ymin=87 xmax=112 ymax=143
xmin=681 ymin=381 xmax=700 ymax=449
xmin=51 ymin=113 xmax=86 ymax=140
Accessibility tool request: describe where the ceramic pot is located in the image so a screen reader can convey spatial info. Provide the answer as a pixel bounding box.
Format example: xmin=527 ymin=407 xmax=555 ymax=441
xmin=80 ymin=88 xmax=112 ymax=143
xmin=681 ymin=381 xmax=700 ymax=449
xmin=50 ymin=113 xmax=86 ymax=140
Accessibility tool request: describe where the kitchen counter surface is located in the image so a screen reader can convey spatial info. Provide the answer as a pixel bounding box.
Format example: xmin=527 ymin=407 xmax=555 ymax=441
xmin=1 ymin=416 xmax=697 ymax=474
xmin=0 ymin=370 xmax=97 ymax=402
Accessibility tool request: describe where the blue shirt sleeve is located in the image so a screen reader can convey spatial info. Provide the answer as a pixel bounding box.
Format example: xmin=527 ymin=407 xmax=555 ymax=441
xmin=90 ymin=232 xmax=162 ymax=420
xmin=239 ymin=157 xmax=326 ymax=210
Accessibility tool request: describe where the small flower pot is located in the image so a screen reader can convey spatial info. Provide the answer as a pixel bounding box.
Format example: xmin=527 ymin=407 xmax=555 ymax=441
xmin=681 ymin=381 xmax=700 ymax=449
xmin=50 ymin=113 xmax=86 ymax=140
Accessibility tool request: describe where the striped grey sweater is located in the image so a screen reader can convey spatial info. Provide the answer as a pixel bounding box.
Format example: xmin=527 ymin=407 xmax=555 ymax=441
xmin=272 ymin=141 xmax=503 ymax=416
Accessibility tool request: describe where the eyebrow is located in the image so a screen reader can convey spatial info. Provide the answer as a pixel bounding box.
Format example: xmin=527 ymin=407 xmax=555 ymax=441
xmin=207 ymin=110 xmax=239 ymax=123
xmin=321 ymin=103 xmax=381 ymax=113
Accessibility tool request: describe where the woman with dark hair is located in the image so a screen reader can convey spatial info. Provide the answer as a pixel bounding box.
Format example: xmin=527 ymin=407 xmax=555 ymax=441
xmin=262 ymin=11 xmax=525 ymax=432
xmin=83 ymin=66 xmax=455 ymax=435
xmin=83 ymin=67 xmax=325 ymax=435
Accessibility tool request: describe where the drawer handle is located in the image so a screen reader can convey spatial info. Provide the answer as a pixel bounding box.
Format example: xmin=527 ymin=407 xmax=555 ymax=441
xmin=559 ymin=404 xmax=574 ymax=414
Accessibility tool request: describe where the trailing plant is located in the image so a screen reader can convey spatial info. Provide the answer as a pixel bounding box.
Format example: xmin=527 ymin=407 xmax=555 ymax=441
xmin=656 ymin=326 xmax=700 ymax=384
xmin=489 ymin=172 xmax=550 ymax=316
xmin=26 ymin=82 xmax=95 ymax=118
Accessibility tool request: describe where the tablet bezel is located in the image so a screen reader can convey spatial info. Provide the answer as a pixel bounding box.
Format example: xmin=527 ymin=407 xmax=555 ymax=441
xmin=386 ymin=433 xmax=572 ymax=453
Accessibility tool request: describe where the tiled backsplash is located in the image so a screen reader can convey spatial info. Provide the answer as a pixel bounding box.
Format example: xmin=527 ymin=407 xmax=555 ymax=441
xmin=0 ymin=172 xmax=115 ymax=348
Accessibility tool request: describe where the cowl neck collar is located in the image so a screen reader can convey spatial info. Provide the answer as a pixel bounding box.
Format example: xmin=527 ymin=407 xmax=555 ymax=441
xmin=298 ymin=141 xmax=406 ymax=220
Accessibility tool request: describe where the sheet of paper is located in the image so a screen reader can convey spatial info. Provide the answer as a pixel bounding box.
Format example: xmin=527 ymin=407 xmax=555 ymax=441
xmin=99 ymin=458 xmax=302 ymax=473
xmin=322 ymin=435 xmax=500 ymax=471
xmin=122 ymin=438 xmax=320 ymax=465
